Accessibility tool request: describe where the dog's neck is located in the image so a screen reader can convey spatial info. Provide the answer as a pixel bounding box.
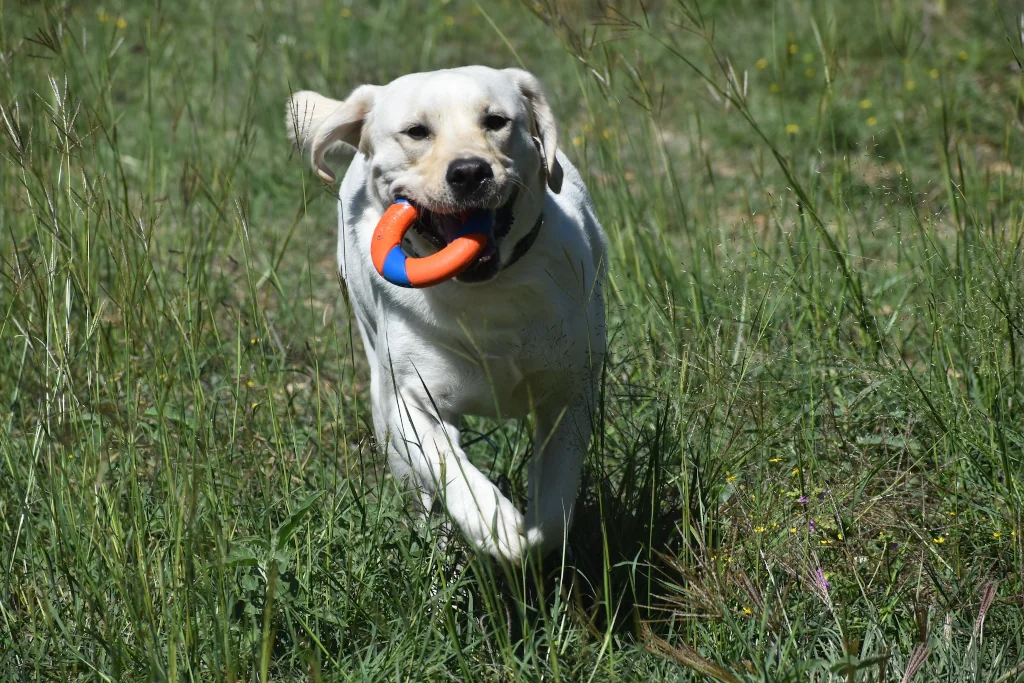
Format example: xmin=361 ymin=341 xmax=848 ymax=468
xmin=496 ymin=183 xmax=546 ymax=270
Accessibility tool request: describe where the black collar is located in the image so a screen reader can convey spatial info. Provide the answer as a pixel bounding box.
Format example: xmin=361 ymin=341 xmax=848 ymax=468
xmin=490 ymin=188 xmax=543 ymax=272
xmin=501 ymin=210 xmax=543 ymax=271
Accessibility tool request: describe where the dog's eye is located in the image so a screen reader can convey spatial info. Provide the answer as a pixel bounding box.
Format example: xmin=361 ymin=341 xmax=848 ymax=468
xmin=404 ymin=124 xmax=430 ymax=140
xmin=483 ymin=114 xmax=509 ymax=131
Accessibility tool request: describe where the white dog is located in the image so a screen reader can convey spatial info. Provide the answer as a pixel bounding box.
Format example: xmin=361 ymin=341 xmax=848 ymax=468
xmin=286 ymin=66 xmax=606 ymax=562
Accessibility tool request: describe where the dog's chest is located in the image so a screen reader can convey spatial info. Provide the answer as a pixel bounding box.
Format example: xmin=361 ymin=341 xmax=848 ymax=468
xmin=442 ymin=348 xmax=575 ymax=419
xmin=422 ymin=303 xmax=589 ymax=418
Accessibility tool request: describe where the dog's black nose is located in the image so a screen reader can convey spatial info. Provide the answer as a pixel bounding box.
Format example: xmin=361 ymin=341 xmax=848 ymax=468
xmin=446 ymin=157 xmax=493 ymax=197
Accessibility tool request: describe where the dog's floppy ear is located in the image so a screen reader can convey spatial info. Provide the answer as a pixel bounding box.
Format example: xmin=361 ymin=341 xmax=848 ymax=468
xmin=504 ymin=69 xmax=563 ymax=193
xmin=285 ymin=85 xmax=378 ymax=184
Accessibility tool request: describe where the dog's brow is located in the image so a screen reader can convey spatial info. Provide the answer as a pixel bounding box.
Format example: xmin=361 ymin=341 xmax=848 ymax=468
xmin=395 ymin=111 xmax=428 ymax=129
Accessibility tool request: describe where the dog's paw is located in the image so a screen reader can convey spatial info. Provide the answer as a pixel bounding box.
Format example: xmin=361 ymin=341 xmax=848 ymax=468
xmin=446 ymin=475 xmax=528 ymax=563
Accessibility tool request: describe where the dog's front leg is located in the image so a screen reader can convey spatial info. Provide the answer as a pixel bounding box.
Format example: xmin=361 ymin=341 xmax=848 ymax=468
xmin=524 ymin=393 xmax=595 ymax=556
xmin=380 ymin=386 xmax=528 ymax=562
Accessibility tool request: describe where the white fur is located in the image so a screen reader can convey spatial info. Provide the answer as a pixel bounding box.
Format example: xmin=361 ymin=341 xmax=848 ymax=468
xmin=286 ymin=66 xmax=606 ymax=562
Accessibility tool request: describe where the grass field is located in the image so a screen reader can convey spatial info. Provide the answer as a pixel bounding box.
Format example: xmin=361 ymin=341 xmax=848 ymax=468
xmin=3 ymin=0 xmax=1024 ymax=680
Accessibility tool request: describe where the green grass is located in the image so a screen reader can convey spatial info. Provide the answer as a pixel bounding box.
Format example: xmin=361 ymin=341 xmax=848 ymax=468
xmin=2 ymin=0 xmax=1023 ymax=680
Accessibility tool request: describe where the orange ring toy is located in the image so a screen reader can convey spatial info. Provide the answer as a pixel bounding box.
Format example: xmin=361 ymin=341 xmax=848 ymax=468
xmin=370 ymin=199 xmax=492 ymax=288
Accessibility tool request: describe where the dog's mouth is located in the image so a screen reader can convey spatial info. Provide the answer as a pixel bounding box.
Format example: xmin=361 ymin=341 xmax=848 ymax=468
xmin=403 ymin=191 xmax=518 ymax=283
xmin=411 ymin=210 xmax=482 ymax=250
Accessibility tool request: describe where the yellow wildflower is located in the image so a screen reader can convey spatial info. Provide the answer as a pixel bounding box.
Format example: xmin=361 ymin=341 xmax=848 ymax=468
xmin=866 ymin=117 xmax=878 ymax=126
xmin=756 ymin=58 xmax=768 ymax=69
xmin=785 ymin=124 xmax=799 ymax=135
xmin=115 ymin=16 xmax=126 ymax=29
xmin=859 ymin=99 xmax=872 ymax=109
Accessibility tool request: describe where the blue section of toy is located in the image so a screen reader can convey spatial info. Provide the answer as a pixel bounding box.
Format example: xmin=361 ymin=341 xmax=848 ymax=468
xmin=458 ymin=211 xmax=494 ymax=238
xmin=381 ymin=245 xmax=412 ymax=288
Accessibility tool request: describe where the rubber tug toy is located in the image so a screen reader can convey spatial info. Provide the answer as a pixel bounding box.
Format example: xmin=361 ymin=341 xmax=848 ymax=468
xmin=370 ymin=199 xmax=493 ymax=288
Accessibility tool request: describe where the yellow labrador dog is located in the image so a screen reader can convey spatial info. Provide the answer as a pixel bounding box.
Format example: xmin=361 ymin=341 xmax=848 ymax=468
xmin=286 ymin=66 xmax=606 ymax=562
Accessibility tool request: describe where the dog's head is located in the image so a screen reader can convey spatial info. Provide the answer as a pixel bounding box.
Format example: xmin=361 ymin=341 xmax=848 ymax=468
xmin=287 ymin=66 xmax=562 ymax=282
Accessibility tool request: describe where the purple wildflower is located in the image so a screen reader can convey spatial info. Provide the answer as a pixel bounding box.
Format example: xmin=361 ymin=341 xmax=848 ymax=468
xmin=805 ymin=565 xmax=834 ymax=610
xmin=901 ymin=643 xmax=929 ymax=683
xmin=799 ymin=495 xmax=808 ymax=504
xmin=974 ymin=582 xmax=998 ymax=641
